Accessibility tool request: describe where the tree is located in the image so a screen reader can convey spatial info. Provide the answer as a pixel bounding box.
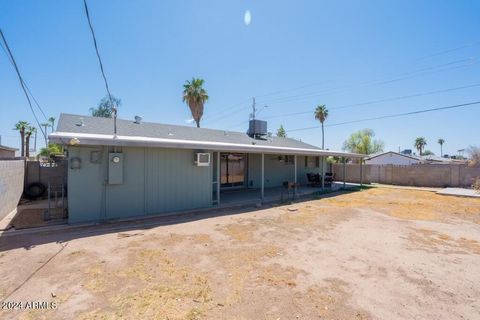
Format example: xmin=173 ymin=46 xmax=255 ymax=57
xmin=467 ymin=146 xmax=480 ymax=166
xmin=276 ymin=125 xmax=286 ymax=137
xmin=183 ymin=78 xmax=209 ymax=128
xmin=90 ymin=95 xmax=122 ymax=118
xmin=49 ymin=116 xmax=56 ymax=133
xmin=25 ymin=126 xmax=36 ymax=158
xmin=39 ymin=143 xmax=63 ymax=159
xmin=414 ymin=137 xmax=427 ymax=156
xmin=342 ymin=129 xmax=384 ymax=155
xmin=314 ymin=104 xmax=328 ymax=149
xmin=438 ymin=138 xmax=445 ymax=157
xmin=422 ymin=150 xmax=435 ymax=156
xmin=14 ymin=121 xmax=29 ymax=157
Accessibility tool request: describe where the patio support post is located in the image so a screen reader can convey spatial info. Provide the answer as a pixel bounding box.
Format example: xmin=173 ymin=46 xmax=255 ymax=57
xmin=294 ymin=155 xmax=297 ymax=199
xmin=321 ymin=156 xmax=325 ymax=190
xmin=359 ymin=157 xmax=363 ymax=187
xmin=343 ymin=157 xmax=346 ymax=189
xmin=261 ymin=153 xmax=265 ymax=201
xmin=217 ymin=151 xmax=221 ymax=205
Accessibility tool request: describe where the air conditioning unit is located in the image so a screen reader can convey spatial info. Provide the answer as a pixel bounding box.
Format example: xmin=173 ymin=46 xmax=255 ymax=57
xmin=195 ymin=153 xmax=211 ymax=166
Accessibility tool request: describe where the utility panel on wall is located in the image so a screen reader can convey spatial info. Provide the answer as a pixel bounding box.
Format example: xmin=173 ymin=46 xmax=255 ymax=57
xmin=108 ymin=153 xmax=123 ymax=185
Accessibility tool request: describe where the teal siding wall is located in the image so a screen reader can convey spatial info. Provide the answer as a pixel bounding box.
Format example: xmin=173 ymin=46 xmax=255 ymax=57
xmin=106 ymin=147 xmax=146 ymax=219
xmin=247 ymin=154 xmax=327 ymax=188
xmin=67 ymin=146 xmax=212 ymax=223
xmin=68 ymin=146 xmax=106 ymax=223
xmin=145 ymin=148 xmax=212 ymax=214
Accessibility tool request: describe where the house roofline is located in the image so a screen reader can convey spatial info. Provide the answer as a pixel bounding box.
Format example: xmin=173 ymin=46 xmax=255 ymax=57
xmin=366 ymin=151 xmax=420 ymax=161
xmin=0 ymin=145 xmax=18 ymax=151
xmin=49 ymin=131 xmax=365 ymax=158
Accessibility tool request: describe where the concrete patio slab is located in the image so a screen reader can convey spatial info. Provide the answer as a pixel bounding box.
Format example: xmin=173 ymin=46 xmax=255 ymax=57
xmin=437 ymin=187 xmax=480 ymax=198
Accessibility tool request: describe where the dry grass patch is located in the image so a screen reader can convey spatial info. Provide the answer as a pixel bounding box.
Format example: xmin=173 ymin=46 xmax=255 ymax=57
xmin=321 ymin=188 xmax=480 ymax=221
xmin=409 ymin=228 xmax=480 ymax=255
xmin=77 ymin=247 xmax=215 ymax=320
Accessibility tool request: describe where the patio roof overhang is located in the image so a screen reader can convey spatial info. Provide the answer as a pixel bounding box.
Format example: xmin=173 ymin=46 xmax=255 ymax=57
xmin=49 ymin=131 xmax=365 ymax=158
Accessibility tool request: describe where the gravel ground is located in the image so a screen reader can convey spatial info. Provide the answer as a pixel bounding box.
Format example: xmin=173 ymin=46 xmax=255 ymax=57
xmin=0 ymin=188 xmax=479 ymax=320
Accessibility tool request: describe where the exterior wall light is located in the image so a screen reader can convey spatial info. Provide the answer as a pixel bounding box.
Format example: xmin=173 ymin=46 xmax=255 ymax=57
xmin=69 ymin=138 xmax=80 ymax=146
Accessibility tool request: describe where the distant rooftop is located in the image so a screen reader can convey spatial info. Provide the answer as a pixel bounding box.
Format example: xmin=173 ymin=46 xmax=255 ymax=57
xmin=0 ymin=144 xmax=18 ymax=151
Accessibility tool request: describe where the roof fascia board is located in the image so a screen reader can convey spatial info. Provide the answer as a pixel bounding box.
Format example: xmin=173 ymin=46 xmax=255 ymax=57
xmin=50 ymin=132 xmax=364 ymax=158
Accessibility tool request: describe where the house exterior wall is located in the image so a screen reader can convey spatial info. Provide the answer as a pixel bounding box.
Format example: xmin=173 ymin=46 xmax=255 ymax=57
xmin=247 ymin=154 xmax=325 ymax=188
xmin=67 ymin=146 xmax=213 ymax=223
xmin=0 ymin=149 xmax=16 ymax=158
xmin=365 ymin=153 xmax=420 ymax=165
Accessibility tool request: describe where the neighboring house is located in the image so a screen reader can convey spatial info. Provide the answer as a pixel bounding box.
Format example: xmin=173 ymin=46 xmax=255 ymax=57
xmin=49 ymin=113 xmax=363 ymax=223
xmin=420 ymin=155 xmax=467 ymax=165
xmin=365 ymin=151 xmax=421 ymax=165
xmin=0 ymin=144 xmax=18 ymax=158
xmin=365 ymin=151 xmax=468 ymax=165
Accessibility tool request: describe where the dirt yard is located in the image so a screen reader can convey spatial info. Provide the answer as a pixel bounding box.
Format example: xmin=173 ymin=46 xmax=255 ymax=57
xmin=1 ymin=188 xmax=480 ymax=320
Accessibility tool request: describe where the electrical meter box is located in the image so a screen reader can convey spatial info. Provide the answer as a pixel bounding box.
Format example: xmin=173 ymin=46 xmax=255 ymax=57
xmin=108 ymin=153 xmax=123 ymax=185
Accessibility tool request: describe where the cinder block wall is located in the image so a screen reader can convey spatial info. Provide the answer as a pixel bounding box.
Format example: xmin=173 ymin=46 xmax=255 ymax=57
xmin=333 ymin=163 xmax=480 ymax=188
xmin=0 ymin=160 xmax=25 ymax=220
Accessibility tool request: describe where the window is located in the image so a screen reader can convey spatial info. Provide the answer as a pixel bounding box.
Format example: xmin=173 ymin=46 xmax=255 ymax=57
xmin=278 ymin=155 xmax=295 ymax=165
xmin=284 ymin=155 xmax=295 ymax=165
xmin=306 ymin=156 xmax=319 ymax=168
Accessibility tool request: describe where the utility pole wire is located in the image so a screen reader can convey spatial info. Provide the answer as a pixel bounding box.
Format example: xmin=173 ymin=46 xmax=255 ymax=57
xmin=1 ymin=40 xmax=48 ymax=121
xmin=286 ymin=101 xmax=480 ymax=133
xmin=83 ymin=0 xmax=117 ymax=135
xmin=0 ymin=28 xmax=47 ymax=140
xmin=263 ymin=83 xmax=480 ymax=120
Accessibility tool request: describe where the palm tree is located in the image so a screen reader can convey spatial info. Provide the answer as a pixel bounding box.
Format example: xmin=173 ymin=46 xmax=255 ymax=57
xmin=438 ymin=138 xmax=445 ymax=157
xmin=48 ymin=117 xmax=56 ymax=133
xmin=182 ymin=78 xmax=209 ymax=128
xmin=414 ymin=137 xmax=427 ymax=155
xmin=25 ymin=126 xmax=36 ymax=158
xmin=14 ymin=121 xmax=29 ymax=157
xmin=314 ymin=104 xmax=329 ymax=149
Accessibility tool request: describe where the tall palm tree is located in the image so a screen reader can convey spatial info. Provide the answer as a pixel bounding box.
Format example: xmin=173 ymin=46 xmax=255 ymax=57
xmin=25 ymin=126 xmax=36 ymax=158
xmin=314 ymin=104 xmax=329 ymax=149
xmin=14 ymin=121 xmax=29 ymax=157
xmin=182 ymin=78 xmax=209 ymax=128
xmin=438 ymin=138 xmax=445 ymax=157
xmin=48 ymin=117 xmax=56 ymax=133
xmin=414 ymin=137 xmax=427 ymax=156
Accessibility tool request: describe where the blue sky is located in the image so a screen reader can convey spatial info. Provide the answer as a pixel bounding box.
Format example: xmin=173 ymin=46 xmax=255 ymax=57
xmin=1 ymin=0 xmax=479 ymax=156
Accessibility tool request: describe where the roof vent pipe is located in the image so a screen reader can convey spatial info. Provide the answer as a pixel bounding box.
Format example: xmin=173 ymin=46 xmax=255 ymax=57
xmin=134 ymin=115 xmax=143 ymax=124
xmin=76 ymin=118 xmax=85 ymax=126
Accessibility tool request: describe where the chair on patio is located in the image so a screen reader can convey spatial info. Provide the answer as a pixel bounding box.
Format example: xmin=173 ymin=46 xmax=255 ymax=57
xmin=324 ymin=172 xmax=335 ymax=187
xmin=306 ymin=173 xmax=321 ymax=186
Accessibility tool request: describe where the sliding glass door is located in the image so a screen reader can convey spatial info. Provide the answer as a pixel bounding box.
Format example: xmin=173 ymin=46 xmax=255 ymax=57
xmin=220 ymin=153 xmax=246 ymax=188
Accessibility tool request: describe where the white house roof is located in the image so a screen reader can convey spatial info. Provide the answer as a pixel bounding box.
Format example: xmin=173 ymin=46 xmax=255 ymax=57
xmin=365 ymin=151 xmax=420 ymax=161
xmin=50 ymin=113 xmax=364 ymax=158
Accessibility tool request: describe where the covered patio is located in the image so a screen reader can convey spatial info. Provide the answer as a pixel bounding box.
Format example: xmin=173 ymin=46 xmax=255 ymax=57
xmin=219 ymin=181 xmax=360 ymax=206
xmin=212 ymin=150 xmax=365 ymax=207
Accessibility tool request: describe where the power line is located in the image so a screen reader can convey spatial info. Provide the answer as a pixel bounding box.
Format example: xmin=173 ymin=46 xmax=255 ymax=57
xmin=83 ymin=0 xmax=117 ymax=134
xmin=204 ymin=57 xmax=477 ymax=125
xmin=0 ymin=28 xmax=46 ymax=140
xmin=263 ymin=83 xmax=480 ymax=120
xmin=0 ymin=41 xmax=48 ymax=121
xmin=256 ymin=58 xmax=477 ymax=106
xmin=286 ymin=101 xmax=480 ymax=133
